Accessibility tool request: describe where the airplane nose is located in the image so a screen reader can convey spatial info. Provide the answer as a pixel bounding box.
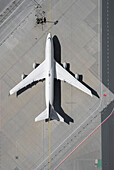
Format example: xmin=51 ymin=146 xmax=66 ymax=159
xmin=47 ymin=33 xmax=52 ymax=39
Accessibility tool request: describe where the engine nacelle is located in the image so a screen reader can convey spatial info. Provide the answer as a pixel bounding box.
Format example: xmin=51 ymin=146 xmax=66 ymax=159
xmin=75 ymin=74 xmax=79 ymax=80
xmin=63 ymin=62 xmax=67 ymax=69
xmin=21 ymin=73 xmax=26 ymax=80
xmin=33 ymin=63 xmax=39 ymax=69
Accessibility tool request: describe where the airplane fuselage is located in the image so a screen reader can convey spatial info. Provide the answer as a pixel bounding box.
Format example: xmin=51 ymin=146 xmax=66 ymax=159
xmin=9 ymin=33 xmax=92 ymax=122
xmin=45 ymin=33 xmax=54 ymax=113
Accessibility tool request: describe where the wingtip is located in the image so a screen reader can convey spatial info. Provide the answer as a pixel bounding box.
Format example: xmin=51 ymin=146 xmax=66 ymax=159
xmin=88 ymin=90 xmax=92 ymax=97
xmin=35 ymin=117 xmax=40 ymax=122
xmin=35 ymin=118 xmax=37 ymax=122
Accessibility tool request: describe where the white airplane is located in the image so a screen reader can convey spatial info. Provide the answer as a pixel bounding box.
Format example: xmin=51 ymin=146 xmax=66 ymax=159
xmin=9 ymin=33 xmax=92 ymax=122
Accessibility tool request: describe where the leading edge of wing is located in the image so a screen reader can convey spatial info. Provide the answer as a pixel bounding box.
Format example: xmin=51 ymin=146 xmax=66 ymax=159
xmin=55 ymin=61 xmax=92 ymax=97
xmin=9 ymin=60 xmax=47 ymax=95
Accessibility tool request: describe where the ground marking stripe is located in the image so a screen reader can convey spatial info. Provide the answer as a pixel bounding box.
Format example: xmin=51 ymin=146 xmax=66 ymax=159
xmin=55 ymin=111 xmax=114 ymax=169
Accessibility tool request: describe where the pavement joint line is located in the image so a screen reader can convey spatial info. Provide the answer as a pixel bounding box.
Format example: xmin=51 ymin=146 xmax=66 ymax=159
xmin=36 ymin=100 xmax=114 ymax=169
xmin=2 ymin=84 xmax=45 ymax=131
xmin=0 ymin=29 xmax=46 ymax=80
xmin=0 ymin=13 xmax=57 ymax=79
xmin=0 ymin=0 xmax=100 ymax=85
xmin=0 ymin=0 xmax=26 ymax=28
xmin=1 ymin=131 xmax=28 ymax=166
xmin=0 ymin=0 xmax=47 ymax=45
xmin=34 ymin=98 xmax=113 ymax=169
xmin=53 ymin=0 xmax=101 ymax=83
xmin=55 ymin=110 xmax=114 ymax=169
xmin=0 ymin=5 xmax=34 ymax=46
xmin=56 ymin=24 xmax=102 ymax=82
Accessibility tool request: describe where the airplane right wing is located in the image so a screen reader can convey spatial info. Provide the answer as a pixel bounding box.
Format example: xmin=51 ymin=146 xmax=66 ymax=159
xmin=9 ymin=60 xmax=47 ymax=95
xmin=55 ymin=61 xmax=92 ymax=97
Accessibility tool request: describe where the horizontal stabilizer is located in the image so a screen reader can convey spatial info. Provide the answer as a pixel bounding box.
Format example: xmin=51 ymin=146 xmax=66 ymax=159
xmin=35 ymin=109 xmax=48 ymax=122
xmin=56 ymin=112 xmax=64 ymax=122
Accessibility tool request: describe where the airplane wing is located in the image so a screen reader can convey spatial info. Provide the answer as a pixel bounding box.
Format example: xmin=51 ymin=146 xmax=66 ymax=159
xmin=55 ymin=61 xmax=92 ymax=97
xmin=9 ymin=60 xmax=47 ymax=95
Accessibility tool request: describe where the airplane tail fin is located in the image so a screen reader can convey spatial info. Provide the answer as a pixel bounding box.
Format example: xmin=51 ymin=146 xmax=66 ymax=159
xmin=35 ymin=108 xmax=48 ymax=122
xmin=35 ymin=105 xmax=64 ymax=122
xmin=50 ymin=105 xmax=64 ymax=122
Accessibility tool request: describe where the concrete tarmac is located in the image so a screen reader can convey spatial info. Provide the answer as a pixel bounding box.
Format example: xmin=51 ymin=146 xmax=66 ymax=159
xmin=0 ymin=0 xmax=12 ymax=12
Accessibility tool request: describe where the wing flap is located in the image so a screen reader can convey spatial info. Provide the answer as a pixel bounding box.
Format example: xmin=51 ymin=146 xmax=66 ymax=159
xmin=55 ymin=61 xmax=92 ymax=97
xmin=9 ymin=60 xmax=47 ymax=95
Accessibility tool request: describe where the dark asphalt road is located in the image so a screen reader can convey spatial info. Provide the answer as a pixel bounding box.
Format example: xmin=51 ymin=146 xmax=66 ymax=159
xmin=102 ymin=0 xmax=114 ymax=170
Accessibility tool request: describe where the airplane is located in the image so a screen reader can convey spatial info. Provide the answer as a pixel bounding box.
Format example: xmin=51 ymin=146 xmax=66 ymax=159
xmin=9 ymin=33 xmax=92 ymax=122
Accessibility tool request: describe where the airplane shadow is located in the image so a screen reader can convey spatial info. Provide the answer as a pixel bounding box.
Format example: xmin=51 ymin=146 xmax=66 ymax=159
xmin=53 ymin=35 xmax=99 ymax=124
xmin=53 ymin=35 xmax=74 ymax=124
xmin=81 ymin=80 xmax=100 ymax=98
xmin=16 ymin=79 xmax=44 ymax=96
xmin=16 ymin=35 xmax=99 ymax=125
xmin=17 ymin=35 xmax=74 ymax=124
xmin=67 ymin=70 xmax=100 ymax=99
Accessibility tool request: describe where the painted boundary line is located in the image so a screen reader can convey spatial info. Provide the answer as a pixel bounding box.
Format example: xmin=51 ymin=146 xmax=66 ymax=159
xmin=0 ymin=0 xmax=46 ymax=46
xmin=0 ymin=0 xmax=28 ymax=46
xmin=0 ymin=0 xmax=21 ymax=15
xmin=55 ymin=110 xmax=114 ymax=169
xmin=34 ymin=100 xmax=113 ymax=170
xmin=0 ymin=0 xmax=26 ymax=27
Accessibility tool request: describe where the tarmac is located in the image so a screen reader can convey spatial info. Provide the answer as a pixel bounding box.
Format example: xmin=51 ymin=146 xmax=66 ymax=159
xmin=0 ymin=0 xmax=12 ymax=13
xmin=0 ymin=0 xmax=113 ymax=170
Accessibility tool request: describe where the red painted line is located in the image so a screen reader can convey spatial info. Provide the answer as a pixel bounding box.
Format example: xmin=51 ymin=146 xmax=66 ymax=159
xmin=104 ymin=94 xmax=107 ymax=97
xmin=55 ymin=112 xmax=114 ymax=169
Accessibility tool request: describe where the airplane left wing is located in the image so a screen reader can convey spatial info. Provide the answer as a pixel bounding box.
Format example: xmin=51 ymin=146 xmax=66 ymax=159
xmin=55 ymin=61 xmax=92 ymax=97
xmin=9 ymin=60 xmax=47 ymax=95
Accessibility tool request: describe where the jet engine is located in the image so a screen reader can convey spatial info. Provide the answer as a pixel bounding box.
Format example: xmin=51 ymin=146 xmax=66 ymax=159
xmin=21 ymin=73 xmax=26 ymax=80
xmin=75 ymin=74 xmax=79 ymax=80
xmin=33 ymin=63 xmax=39 ymax=69
xmin=63 ymin=62 xmax=68 ymax=69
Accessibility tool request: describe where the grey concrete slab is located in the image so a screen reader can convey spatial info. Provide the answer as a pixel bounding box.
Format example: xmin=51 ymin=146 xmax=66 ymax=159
xmin=0 ymin=0 xmax=12 ymax=12
xmin=85 ymin=7 xmax=99 ymax=28
xmin=59 ymin=127 xmax=101 ymax=170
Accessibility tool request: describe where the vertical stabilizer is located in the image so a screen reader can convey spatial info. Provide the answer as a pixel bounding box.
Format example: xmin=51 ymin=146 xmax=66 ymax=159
xmin=50 ymin=105 xmax=64 ymax=122
xmin=35 ymin=105 xmax=64 ymax=122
